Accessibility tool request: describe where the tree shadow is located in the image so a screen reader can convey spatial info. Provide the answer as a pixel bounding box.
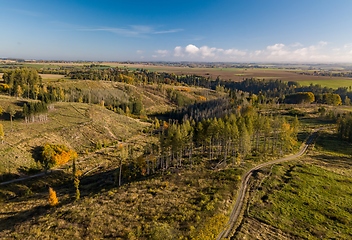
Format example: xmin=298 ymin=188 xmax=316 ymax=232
xmin=0 ymin=205 xmax=50 ymax=232
xmin=0 ymin=110 xmax=23 ymax=121
xmin=315 ymin=132 xmax=352 ymax=156
xmin=0 ymin=172 xmax=21 ymax=183
xmin=31 ymin=146 xmax=44 ymax=164
xmin=14 ymin=100 xmax=28 ymax=108
xmin=312 ymin=154 xmax=352 ymax=169
xmin=0 ymin=164 xmax=157 ymax=233
xmin=0 ymin=192 xmax=77 ymax=233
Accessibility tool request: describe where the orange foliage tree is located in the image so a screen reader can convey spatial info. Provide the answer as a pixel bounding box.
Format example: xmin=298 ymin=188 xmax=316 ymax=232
xmin=41 ymin=143 xmax=78 ymax=169
xmin=48 ymin=187 xmax=59 ymax=206
xmin=198 ymin=96 xmax=207 ymax=101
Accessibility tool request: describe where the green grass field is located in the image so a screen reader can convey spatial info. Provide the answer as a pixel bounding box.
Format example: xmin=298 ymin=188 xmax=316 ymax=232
xmin=247 ymin=130 xmax=352 ymax=239
xmin=296 ymin=79 xmax=352 ymax=89
xmin=249 ymin=163 xmax=352 ymax=239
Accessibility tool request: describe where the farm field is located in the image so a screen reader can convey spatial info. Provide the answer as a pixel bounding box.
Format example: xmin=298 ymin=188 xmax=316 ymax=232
xmin=295 ymin=79 xmax=352 ymax=89
xmin=105 ymin=63 xmax=352 ymax=88
xmin=2 ymin=62 xmax=352 ymax=89
xmin=0 ymin=72 xmax=65 ymax=82
xmin=39 ymin=74 xmax=66 ymax=81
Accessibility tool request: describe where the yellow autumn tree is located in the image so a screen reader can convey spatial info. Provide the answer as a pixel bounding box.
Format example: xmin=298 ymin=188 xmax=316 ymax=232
xmin=48 ymin=187 xmax=59 ymax=206
xmin=280 ymin=121 xmax=297 ymax=152
xmin=198 ymin=96 xmax=207 ymax=101
xmin=41 ymin=143 xmax=78 ymax=169
xmin=0 ymin=123 xmax=4 ymax=144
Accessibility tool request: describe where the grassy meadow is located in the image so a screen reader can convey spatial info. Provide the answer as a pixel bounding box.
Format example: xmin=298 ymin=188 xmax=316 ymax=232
xmin=0 ymin=97 xmax=147 ymax=176
xmin=242 ymin=129 xmax=352 ymax=239
xmin=296 ymin=79 xmax=352 ymax=89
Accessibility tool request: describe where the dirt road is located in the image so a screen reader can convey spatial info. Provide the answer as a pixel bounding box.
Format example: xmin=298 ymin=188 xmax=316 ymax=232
xmin=217 ymin=132 xmax=317 ymax=239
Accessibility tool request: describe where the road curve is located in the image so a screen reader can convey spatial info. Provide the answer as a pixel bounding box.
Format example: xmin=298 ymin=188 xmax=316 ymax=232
xmin=217 ymin=132 xmax=317 ymax=239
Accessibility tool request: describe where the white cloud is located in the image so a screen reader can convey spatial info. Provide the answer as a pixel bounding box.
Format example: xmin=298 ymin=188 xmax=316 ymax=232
xmin=168 ymin=41 xmax=352 ymax=62
xmin=155 ymin=50 xmax=169 ymax=57
xmin=156 ymin=50 xmax=168 ymax=54
xmin=293 ymin=48 xmax=308 ymax=57
xmin=136 ymin=50 xmax=144 ymax=54
xmin=185 ymin=44 xmax=199 ymax=54
xmin=266 ymin=43 xmax=288 ymax=57
xmin=175 ymin=44 xmax=247 ymax=60
xmin=254 ymin=50 xmax=262 ymax=56
xmin=199 ymin=46 xmax=217 ymax=57
xmin=174 ymin=46 xmax=183 ymax=57
xmin=267 ymin=43 xmax=285 ymax=51
xmin=224 ymin=48 xmax=247 ymax=56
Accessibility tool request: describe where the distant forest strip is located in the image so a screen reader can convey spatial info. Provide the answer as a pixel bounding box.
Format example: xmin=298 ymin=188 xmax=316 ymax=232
xmin=1 ymin=67 xmax=351 ymax=120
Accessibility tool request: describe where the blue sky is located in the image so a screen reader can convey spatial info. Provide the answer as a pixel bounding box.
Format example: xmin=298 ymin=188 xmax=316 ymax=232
xmin=1 ymin=0 xmax=352 ymax=62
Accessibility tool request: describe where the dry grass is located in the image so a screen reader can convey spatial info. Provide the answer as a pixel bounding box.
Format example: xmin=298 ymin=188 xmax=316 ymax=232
xmin=0 ymin=97 xmax=148 ymax=175
xmin=39 ymin=74 xmax=66 ymax=81
xmin=0 ymin=163 xmax=244 ymax=239
xmin=49 ymin=80 xmax=224 ymax=114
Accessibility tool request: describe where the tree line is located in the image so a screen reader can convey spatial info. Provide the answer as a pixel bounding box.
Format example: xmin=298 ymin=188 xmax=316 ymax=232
xmin=115 ymin=109 xmax=299 ymax=185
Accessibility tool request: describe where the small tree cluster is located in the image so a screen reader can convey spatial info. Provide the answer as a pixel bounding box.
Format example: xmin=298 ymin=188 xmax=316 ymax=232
xmin=337 ymin=114 xmax=352 ymax=142
xmin=315 ymin=93 xmax=342 ymax=105
xmin=2 ymin=68 xmax=41 ymax=97
xmin=23 ymin=101 xmax=48 ymax=123
xmin=285 ymin=92 xmax=315 ymax=104
xmin=40 ymin=143 xmax=77 ymax=169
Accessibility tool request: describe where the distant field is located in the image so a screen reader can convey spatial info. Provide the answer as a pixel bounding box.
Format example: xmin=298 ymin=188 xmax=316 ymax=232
xmin=39 ymin=74 xmax=66 ymax=81
xmin=0 ymin=73 xmax=64 ymax=82
xmin=296 ymin=79 xmax=352 ymax=89
xmin=3 ymin=62 xmax=352 ymax=89
xmin=103 ymin=63 xmax=351 ymax=88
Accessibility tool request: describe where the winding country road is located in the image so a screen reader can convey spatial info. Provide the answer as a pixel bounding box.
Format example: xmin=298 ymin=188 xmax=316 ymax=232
xmin=217 ymin=131 xmax=317 ymax=239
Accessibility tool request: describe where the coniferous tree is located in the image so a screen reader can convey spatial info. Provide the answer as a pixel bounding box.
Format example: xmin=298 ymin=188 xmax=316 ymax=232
xmin=238 ymin=118 xmax=251 ymax=162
